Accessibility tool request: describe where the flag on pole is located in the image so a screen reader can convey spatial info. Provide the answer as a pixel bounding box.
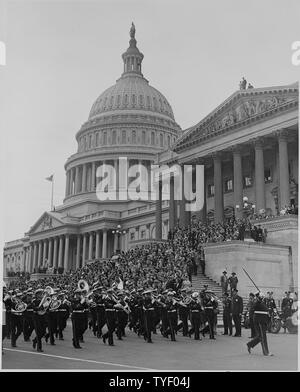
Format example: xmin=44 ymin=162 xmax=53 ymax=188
xmin=45 ymin=174 xmax=54 ymax=182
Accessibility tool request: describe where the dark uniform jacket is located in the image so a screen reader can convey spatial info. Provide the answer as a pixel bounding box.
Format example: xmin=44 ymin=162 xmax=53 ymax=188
xmin=231 ymin=295 xmax=243 ymax=315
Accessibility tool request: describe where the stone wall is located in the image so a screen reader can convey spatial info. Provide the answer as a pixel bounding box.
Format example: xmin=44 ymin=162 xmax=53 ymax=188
xmin=203 ymin=241 xmax=291 ymax=298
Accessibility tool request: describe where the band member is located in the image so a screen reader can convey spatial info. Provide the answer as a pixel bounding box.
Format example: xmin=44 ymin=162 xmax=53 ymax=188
xmin=128 ymin=289 xmax=139 ymax=333
xmin=10 ymin=292 xmax=24 ymax=348
xmin=202 ymin=291 xmax=217 ymax=340
xmin=222 ymin=292 xmax=232 ymax=336
xmin=247 ymin=292 xmax=273 ymax=356
xmin=281 ymin=291 xmax=294 ymax=333
xmin=177 ymin=288 xmax=190 ymax=337
xmin=70 ymin=288 xmax=88 ymax=349
xmin=80 ymin=288 xmax=89 ymax=343
xmin=32 ymin=289 xmax=48 ymax=352
xmin=159 ymin=290 xmax=169 ymax=338
xmin=102 ymin=289 xmax=117 ymax=346
xmin=3 ymin=289 xmax=13 ymax=340
xmin=56 ymin=292 xmax=70 ymax=340
xmin=114 ymin=291 xmax=129 ymax=340
xmin=45 ymin=292 xmax=58 ymax=346
xmin=95 ymin=287 xmax=106 ymax=338
xmin=188 ymin=292 xmax=202 ymax=340
xmin=231 ymin=288 xmax=243 ymax=337
xmin=142 ymin=289 xmax=156 ymax=343
xmin=23 ymin=290 xmax=35 ymax=342
xmin=165 ymin=291 xmax=178 ymax=341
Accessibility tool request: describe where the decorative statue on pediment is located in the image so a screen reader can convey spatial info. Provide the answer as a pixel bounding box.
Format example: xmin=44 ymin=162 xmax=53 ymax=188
xmin=247 ymin=100 xmax=257 ymax=116
xmin=239 ymin=77 xmax=247 ymax=90
xmin=41 ymin=215 xmax=53 ymax=230
xmin=130 ymin=22 xmax=136 ymax=39
xmin=248 ymin=83 xmax=254 ymax=89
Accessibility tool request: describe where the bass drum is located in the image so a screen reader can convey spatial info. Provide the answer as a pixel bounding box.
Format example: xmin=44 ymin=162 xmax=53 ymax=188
xmin=286 ymin=311 xmax=298 ymax=334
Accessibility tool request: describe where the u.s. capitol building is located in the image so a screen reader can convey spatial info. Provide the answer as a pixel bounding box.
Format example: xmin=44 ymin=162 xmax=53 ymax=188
xmin=3 ymin=25 xmax=298 ymax=296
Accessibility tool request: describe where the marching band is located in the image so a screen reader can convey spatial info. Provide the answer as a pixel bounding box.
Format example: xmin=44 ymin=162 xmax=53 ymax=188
xmin=2 ymin=281 xmax=220 ymax=352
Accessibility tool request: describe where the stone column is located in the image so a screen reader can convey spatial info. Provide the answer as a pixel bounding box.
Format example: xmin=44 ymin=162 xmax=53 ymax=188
xmin=102 ymin=229 xmax=107 ymax=258
xmin=33 ymin=242 xmax=38 ymax=272
xmin=278 ymin=130 xmax=290 ymax=209
xmin=113 ymin=234 xmax=118 ymax=252
xmin=155 ymin=179 xmax=162 ymax=240
xmin=71 ymin=168 xmax=75 ymax=195
xmin=64 ymin=234 xmax=69 ymax=272
xmin=233 ymin=148 xmax=243 ymax=219
xmin=146 ymin=224 xmax=150 ymax=239
xmin=82 ymin=163 xmax=87 ymax=193
xmin=82 ymin=234 xmax=87 ymax=266
xmin=91 ymin=162 xmax=96 ymax=191
xmin=28 ymin=244 xmax=33 ymax=272
xmin=88 ymin=232 xmax=93 ymax=260
xmin=114 ymin=159 xmax=119 ymax=199
xmin=213 ymin=153 xmax=224 ymax=223
xmin=43 ymin=240 xmax=47 ymax=265
xmin=53 ymin=237 xmax=58 ymax=269
xmin=37 ymin=241 xmax=42 ymax=268
xmin=169 ymin=174 xmax=175 ymax=231
xmin=65 ymin=171 xmax=69 ymax=197
xmin=75 ymin=166 xmax=80 ymax=194
xmin=48 ymin=238 xmax=53 ymax=267
xmin=254 ymin=139 xmax=266 ymax=212
xmin=76 ymin=235 xmax=81 ymax=269
xmin=58 ymin=236 xmax=64 ymax=269
xmin=95 ymin=231 xmax=100 ymax=259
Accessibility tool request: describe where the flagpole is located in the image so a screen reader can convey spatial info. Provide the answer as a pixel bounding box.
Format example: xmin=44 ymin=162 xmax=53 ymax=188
xmin=51 ymin=177 xmax=54 ymax=211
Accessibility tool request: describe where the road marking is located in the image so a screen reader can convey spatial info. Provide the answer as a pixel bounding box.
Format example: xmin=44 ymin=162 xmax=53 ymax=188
xmin=3 ymin=348 xmax=156 ymax=370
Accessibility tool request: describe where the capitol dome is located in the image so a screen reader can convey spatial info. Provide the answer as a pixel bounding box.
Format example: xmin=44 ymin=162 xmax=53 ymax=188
xmin=88 ymin=75 xmax=175 ymax=121
xmin=88 ymin=23 xmax=176 ymax=123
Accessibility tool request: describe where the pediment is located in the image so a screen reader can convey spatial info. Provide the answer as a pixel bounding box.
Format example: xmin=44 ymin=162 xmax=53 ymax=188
xmin=175 ymin=83 xmax=298 ymax=151
xmin=28 ymin=212 xmax=64 ymax=235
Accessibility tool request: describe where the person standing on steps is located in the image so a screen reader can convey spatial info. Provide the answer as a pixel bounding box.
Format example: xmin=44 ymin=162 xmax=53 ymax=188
xmin=228 ymin=272 xmax=238 ymax=295
xmin=220 ymin=271 xmax=228 ymax=294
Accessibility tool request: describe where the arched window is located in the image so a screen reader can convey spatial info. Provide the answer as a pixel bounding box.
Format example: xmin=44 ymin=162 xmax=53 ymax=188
xmin=132 ymin=130 xmax=136 ymax=144
xmin=151 ymin=132 xmax=155 ymax=145
xmin=132 ymin=94 xmax=136 ymax=106
xmin=122 ymin=130 xmax=126 ymax=144
xmin=112 ymin=130 xmax=117 ymax=144
xmin=124 ymin=94 xmax=128 ymax=107
xmin=89 ymin=134 xmax=92 ymax=148
xmin=160 ymin=133 xmax=163 ymax=147
xmin=142 ymin=131 xmax=146 ymax=144
xmin=117 ymin=95 xmax=121 ymax=107
xmin=103 ymin=132 xmax=107 ymax=145
xmin=139 ymin=95 xmax=144 ymax=107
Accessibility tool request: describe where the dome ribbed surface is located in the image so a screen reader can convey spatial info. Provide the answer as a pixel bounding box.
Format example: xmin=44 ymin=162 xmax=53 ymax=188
xmin=88 ymin=75 xmax=175 ymax=121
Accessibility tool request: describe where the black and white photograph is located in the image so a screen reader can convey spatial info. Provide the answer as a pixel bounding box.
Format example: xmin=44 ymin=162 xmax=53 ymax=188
xmin=0 ymin=0 xmax=299 ymax=376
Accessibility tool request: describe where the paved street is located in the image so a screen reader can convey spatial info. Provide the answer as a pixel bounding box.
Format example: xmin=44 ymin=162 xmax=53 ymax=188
xmin=1 ymin=323 xmax=298 ymax=371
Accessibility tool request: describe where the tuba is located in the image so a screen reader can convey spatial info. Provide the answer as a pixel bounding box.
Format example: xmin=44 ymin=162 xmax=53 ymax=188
xmin=78 ymin=279 xmax=89 ymax=292
xmin=12 ymin=297 xmax=27 ymax=313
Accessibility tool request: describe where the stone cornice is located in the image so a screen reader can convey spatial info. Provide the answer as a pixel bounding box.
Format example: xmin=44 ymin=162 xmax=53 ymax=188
xmin=250 ymin=215 xmax=298 ymax=232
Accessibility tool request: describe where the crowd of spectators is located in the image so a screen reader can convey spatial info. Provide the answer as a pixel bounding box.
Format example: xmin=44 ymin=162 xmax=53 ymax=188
xmin=7 ymin=217 xmax=263 ymax=294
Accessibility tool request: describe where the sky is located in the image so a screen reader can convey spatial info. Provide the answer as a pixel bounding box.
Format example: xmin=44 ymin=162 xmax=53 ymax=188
xmin=0 ymin=0 xmax=299 ymax=255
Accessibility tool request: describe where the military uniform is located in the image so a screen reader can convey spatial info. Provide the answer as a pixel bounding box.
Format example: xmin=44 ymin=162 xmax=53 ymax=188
xmin=165 ymin=293 xmax=178 ymax=341
xmin=102 ymin=292 xmax=117 ymax=346
xmin=23 ymin=294 xmax=35 ymax=341
xmin=10 ymin=296 xmax=24 ymax=347
xmin=32 ymin=292 xmax=47 ymax=352
xmin=188 ymin=295 xmax=202 ymax=340
xmin=222 ymin=295 xmax=232 ymax=335
xmin=202 ymin=293 xmax=217 ymax=339
xmin=70 ymin=292 xmax=88 ymax=349
xmin=247 ymin=296 xmax=273 ymax=356
xmin=142 ymin=292 xmax=156 ymax=343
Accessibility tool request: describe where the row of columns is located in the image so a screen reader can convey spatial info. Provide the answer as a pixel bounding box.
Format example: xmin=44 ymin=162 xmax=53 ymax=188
xmin=65 ymin=159 xmax=152 ymax=198
xmin=156 ymin=131 xmax=291 ymax=238
xmin=26 ymin=229 xmax=111 ymax=273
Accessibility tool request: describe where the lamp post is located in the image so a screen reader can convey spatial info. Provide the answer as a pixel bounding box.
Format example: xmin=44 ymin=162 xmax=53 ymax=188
xmin=235 ymin=197 xmax=256 ymax=241
xmin=112 ymin=224 xmax=127 ymax=254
